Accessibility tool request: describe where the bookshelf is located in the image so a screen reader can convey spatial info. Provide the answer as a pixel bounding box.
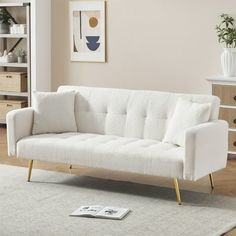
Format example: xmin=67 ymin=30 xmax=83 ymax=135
xmin=0 ymin=2 xmax=31 ymax=124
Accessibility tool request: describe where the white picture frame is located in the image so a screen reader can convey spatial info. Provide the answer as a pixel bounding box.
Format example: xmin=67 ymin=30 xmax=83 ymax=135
xmin=69 ymin=1 xmax=106 ymax=62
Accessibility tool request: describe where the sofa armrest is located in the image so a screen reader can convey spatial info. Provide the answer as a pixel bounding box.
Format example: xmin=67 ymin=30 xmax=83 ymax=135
xmin=184 ymin=120 xmax=228 ymax=181
xmin=6 ymin=107 xmax=34 ymax=156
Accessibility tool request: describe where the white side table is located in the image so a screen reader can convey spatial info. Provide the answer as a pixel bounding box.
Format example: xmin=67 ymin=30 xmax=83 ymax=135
xmin=207 ymin=76 xmax=236 ymax=155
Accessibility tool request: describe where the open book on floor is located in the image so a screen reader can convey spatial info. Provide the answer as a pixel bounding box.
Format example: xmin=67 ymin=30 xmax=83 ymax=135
xmin=70 ymin=205 xmax=130 ymax=220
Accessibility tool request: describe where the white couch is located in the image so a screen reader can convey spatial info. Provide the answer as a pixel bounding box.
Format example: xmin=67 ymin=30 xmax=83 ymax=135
xmin=7 ymin=86 xmax=228 ymax=204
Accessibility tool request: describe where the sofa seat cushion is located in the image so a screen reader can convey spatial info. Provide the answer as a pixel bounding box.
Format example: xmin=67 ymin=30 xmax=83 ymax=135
xmin=17 ymin=133 xmax=184 ymax=178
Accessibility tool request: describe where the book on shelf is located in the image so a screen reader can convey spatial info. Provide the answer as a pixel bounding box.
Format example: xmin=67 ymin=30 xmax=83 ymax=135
xmin=70 ymin=205 xmax=130 ymax=220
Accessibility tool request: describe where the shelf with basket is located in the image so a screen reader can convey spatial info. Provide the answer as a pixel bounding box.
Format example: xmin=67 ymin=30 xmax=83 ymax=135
xmin=0 ymin=2 xmax=31 ymax=124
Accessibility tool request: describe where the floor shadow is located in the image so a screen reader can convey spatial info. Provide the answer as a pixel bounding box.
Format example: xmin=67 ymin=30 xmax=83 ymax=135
xmin=31 ymin=173 xmax=236 ymax=210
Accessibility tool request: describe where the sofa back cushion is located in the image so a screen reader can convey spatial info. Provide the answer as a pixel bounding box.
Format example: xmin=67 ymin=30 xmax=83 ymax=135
xmin=57 ymin=86 xmax=220 ymax=141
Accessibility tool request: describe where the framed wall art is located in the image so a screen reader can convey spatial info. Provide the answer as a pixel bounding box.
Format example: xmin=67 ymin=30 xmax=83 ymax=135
xmin=70 ymin=1 xmax=106 ymax=62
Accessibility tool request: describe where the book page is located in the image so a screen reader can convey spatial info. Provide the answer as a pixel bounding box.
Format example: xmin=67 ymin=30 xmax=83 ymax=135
xmin=95 ymin=206 xmax=130 ymax=219
xmin=70 ymin=205 xmax=103 ymax=217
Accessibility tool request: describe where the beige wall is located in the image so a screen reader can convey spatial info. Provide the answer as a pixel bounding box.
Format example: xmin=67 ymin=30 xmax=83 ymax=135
xmin=52 ymin=0 xmax=236 ymax=94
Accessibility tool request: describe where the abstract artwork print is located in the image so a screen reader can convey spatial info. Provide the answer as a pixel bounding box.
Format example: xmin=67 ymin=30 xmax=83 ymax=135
xmin=70 ymin=1 xmax=105 ymax=62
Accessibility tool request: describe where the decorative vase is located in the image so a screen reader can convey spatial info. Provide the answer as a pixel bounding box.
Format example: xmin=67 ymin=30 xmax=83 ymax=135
xmin=0 ymin=23 xmax=9 ymax=34
xmin=221 ymin=48 xmax=236 ymax=77
xmin=17 ymin=56 xmax=24 ymax=63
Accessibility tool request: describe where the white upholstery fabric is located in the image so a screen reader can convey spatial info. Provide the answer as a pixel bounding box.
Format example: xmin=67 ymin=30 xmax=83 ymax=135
xmin=6 ymin=107 xmax=34 ymax=156
xmin=17 ymin=133 xmax=184 ymax=178
xmin=6 ymin=86 xmax=227 ymax=182
xmin=16 ymin=120 xmax=228 ymax=181
xmin=184 ymin=120 xmax=228 ymax=181
xmin=58 ymin=86 xmax=220 ymax=141
xmin=163 ymin=98 xmax=211 ymax=147
xmin=32 ymin=91 xmax=77 ymax=135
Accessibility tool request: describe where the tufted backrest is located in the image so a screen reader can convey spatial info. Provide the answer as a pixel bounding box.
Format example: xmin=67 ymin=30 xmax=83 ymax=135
xmin=58 ymin=86 xmax=220 ymax=141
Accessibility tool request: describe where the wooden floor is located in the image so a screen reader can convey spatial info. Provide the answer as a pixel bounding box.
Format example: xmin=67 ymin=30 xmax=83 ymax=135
xmin=1 ymin=125 xmax=236 ymax=235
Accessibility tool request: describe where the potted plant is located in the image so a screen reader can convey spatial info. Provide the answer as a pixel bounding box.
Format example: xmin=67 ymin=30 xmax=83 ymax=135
xmin=16 ymin=48 xmax=26 ymax=63
xmin=216 ymin=13 xmax=236 ymax=77
xmin=0 ymin=8 xmax=11 ymax=34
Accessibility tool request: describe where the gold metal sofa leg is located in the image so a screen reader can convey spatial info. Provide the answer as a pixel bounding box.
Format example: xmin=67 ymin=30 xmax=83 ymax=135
xmin=209 ymin=173 xmax=214 ymax=189
xmin=174 ymin=178 xmax=182 ymax=205
xmin=27 ymin=160 xmax=33 ymax=182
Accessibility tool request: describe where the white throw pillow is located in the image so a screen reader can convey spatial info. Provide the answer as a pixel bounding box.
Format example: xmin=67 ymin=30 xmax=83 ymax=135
xmin=32 ymin=91 xmax=77 ymax=135
xmin=163 ymin=98 xmax=211 ymax=147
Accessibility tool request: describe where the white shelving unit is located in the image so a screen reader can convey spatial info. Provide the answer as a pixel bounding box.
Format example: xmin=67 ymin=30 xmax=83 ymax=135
xmin=0 ymin=2 xmax=31 ymax=124
xmin=0 ymin=0 xmax=51 ymax=123
xmin=0 ymin=91 xmax=28 ymax=96
xmin=0 ymin=33 xmax=27 ymax=38
xmin=0 ymin=62 xmax=28 ymax=67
